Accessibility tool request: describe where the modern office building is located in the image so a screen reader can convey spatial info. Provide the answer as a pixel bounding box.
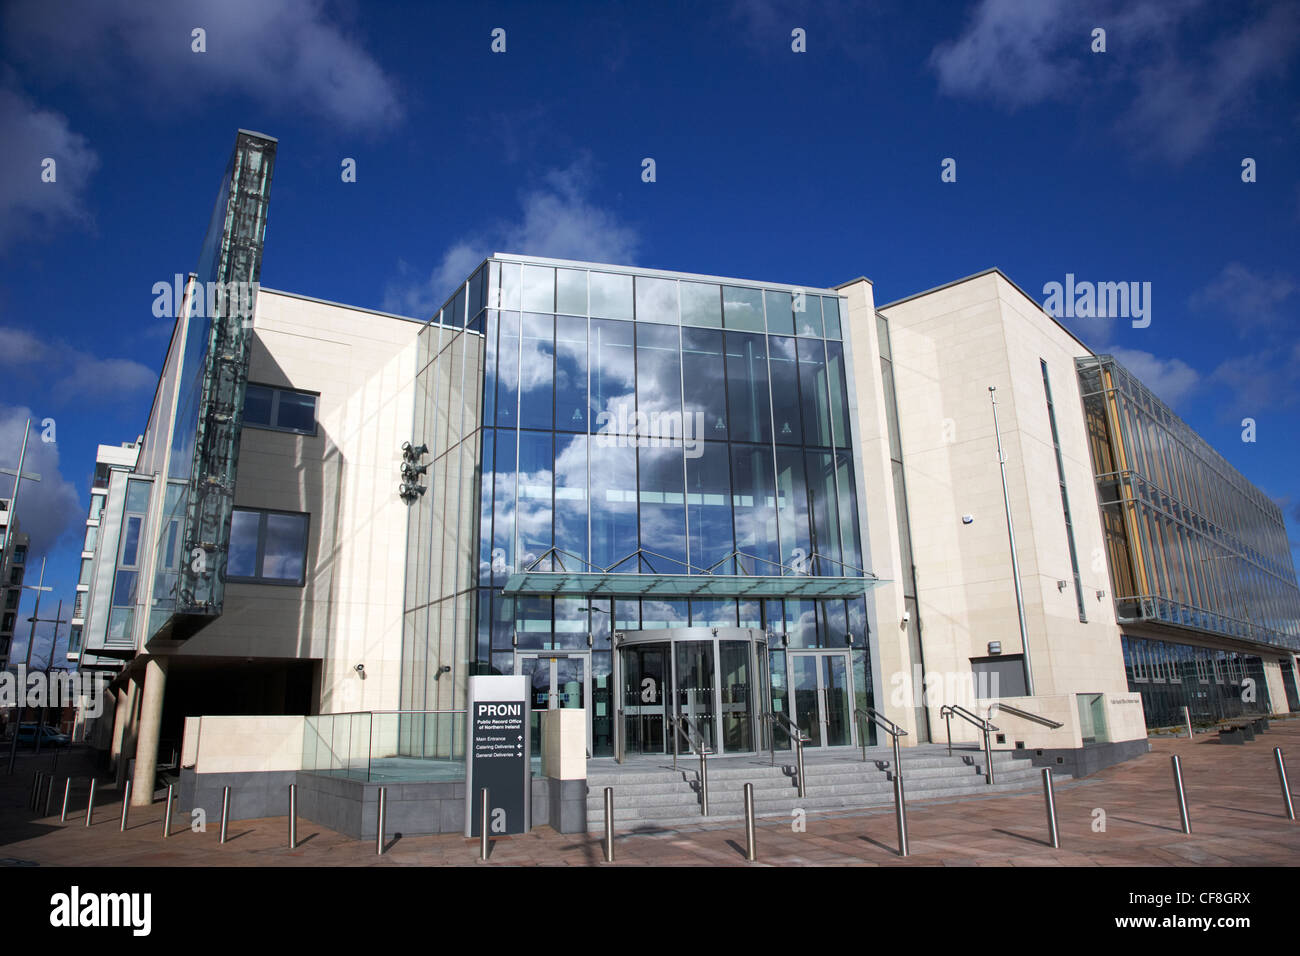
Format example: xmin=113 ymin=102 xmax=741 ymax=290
xmin=80 ymin=133 xmax=1300 ymax=827
xmin=70 ymin=439 xmax=142 ymax=667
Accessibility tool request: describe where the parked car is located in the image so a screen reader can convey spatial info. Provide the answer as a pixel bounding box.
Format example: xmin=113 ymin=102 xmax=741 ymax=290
xmin=15 ymin=724 xmax=70 ymax=748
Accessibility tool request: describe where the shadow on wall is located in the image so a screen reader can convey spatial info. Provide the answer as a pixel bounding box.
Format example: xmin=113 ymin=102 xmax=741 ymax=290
xmin=174 ymin=326 xmax=418 ymax=718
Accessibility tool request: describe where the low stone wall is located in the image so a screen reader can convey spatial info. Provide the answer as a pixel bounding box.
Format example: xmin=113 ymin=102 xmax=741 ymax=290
xmin=1007 ymin=737 xmax=1152 ymax=778
xmin=178 ymin=769 xmax=589 ymax=836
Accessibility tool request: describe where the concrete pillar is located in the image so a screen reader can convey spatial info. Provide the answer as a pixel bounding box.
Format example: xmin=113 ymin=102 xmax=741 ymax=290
xmin=115 ymin=674 xmax=141 ymax=790
xmin=130 ymin=657 xmax=168 ymax=806
xmin=108 ymin=685 xmax=130 ymax=771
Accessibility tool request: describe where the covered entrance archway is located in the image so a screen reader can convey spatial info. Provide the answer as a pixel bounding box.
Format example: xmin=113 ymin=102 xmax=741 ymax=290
xmin=614 ymin=627 xmax=772 ymax=759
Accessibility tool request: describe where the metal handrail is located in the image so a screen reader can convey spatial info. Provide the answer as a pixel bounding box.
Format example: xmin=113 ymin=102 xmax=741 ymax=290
xmin=988 ymin=701 xmax=1063 ymax=729
xmin=669 ymin=713 xmax=713 ymax=815
xmin=939 ymin=704 xmax=999 ymax=784
xmin=762 ymin=711 xmax=809 ymax=797
xmin=857 ymin=707 xmax=909 ymax=857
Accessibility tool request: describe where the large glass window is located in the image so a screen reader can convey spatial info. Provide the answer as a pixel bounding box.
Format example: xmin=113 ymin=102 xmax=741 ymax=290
xmin=680 ymin=282 xmax=722 ymax=328
xmin=556 ymin=269 xmax=587 ymax=316
xmin=518 ymin=314 xmax=554 ymax=430
xmin=638 ymin=444 xmax=687 ymax=572
xmin=731 ymin=444 xmax=779 ymax=571
xmin=635 ymin=276 xmax=678 ymax=324
xmin=681 ymin=328 xmax=728 ymax=441
xmin=798 ymin=337 xmax=832 ymax=447
xmin=494 ymin=312 xmax=521 ymax=429
xmin=635 ymin=323 xmax=682 ymax=436
xmin=522 ymin=265 xmax=555 ymax=313
xmin=795 ymin=294 xmax=824 ymax=337
xmin=687 ymin=441 xmax=734 ymax=573
xmin=764 ymin=291 xmax=794 ymax=335
xmin=590 ymin=319 xmax=635 ymax=434
xmin=555 ymin=314 xmax=587 ymax=432
xmin=775 ymin=447 xmax=810 ymax=572
xmin=553 ymin=433 xmax=588 ymax=567
xmin=768 ymin=336 xmax=802 ymax=444
xmin=590 ymin=272 xmax=634 ymax=320
xmin=725 ymin=332 xmax=771 ymax=444
xmin=517 ymin=430 xmax=554 ymax=571
xmin=722 ymin=287 xmax=764 ymax=331
xmin=591 ymin=443 xmax=637 ymax=570
xmin=226 ymin=508 xmax=309 ymax=585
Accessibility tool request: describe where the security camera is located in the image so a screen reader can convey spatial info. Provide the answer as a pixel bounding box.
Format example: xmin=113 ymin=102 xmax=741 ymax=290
xmin=901 ymin=611 xmax=911 ymax=626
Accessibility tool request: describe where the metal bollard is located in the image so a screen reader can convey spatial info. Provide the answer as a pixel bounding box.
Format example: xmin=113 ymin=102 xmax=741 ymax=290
xmin=84 ymin=778 xmax=96 ymax=827
xmin=1171 ymin=754 xmax=1191 ymax=834
xmin=120 ymin=780 xmax=132 ymax=832
xmin=1042 ymin=768 xmax=1059 ymax=849
xmin=700 ymin=752 xmax=711 ymax=816
xmin=892 ymin=734 xmax=909 ymax=857
xmin=163 ymin=784 xmax=174 ymax=838
xmin=288 ymin=784 xmax=297 ymax=849
xmin=603 ymin=787 xmax=615 ymax=863
xmin=220 ymin=787 xmax=231 ymax=844
xmin=1183 ymin=705 xmax=1194 ymax=740
xmin=30 ymin=770 xmax=44 ymax=811
xmin=1275 ymin=748 xmax=1295 ymax=821
xmin=743 ymin=783 xmax=757 ymax=862
xmin=795 ymin=740 xmax=806 ymax=798
xmin=60 ymin=778 xmax=71 ymax=822
xmin=479 ymin=788 xmax=489 ymax=861
xmin=43 ymin=775 xmax=55 ymax=817
xmin=376 ymin=787 xmax=387 ymax=856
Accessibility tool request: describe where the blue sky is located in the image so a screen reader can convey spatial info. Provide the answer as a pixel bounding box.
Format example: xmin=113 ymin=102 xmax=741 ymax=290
xmin=1 ymin=0 xmax=1298 ymax=665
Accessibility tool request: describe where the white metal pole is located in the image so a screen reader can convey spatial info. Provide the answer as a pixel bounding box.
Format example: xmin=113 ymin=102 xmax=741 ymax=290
xmin=989 ymin=387 xmax=1034 ymax=696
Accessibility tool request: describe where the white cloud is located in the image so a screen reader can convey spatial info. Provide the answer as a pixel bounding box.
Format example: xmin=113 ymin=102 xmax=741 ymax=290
xmin=1210 ymin=340 xmax=1300 ymax=414
xmin=1108 ymin=346 xmax=1200 ymax=407
xmin=383 ymin=158 xmax=641 ymax=317
xmin=0 ymin=406 xmax=82 ymax=557
xmin=0 ymin=324 xmax=156 ymax=399
xmin=1189 ymin=262 xmax=1296 ymax=334
xmin=930 ymin=0 xmax=1299 ymax=161
xmin=0 ymin=86 xmax=99 ymax=252
xmin=930 ymin=0 xmax=1084 ymax=107
xmin=3 ymin=0 xmax=402 ymax=132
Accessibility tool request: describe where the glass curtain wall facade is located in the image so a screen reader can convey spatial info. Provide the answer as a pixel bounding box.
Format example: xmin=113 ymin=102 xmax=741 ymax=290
xmin=1121 ymin=635 xmax=1272 ymax=727
xmin=1077 ymin=355 xmax=1300 ymax=650
xmin=402 ymin=256 xmax=876 ymax=756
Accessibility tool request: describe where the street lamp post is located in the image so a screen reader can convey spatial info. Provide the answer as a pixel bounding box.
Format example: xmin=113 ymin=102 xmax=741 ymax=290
xmin=27 ymin=599 xmax=68 ymax=755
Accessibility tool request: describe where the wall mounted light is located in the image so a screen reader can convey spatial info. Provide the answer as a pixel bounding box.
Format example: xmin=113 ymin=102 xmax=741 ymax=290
xmin=1096 ymin=589 xmax=1106 ymax=600
xmin=988 ymin=641 xmax=1002 ymax=655
xmin=961 ymin=515 xmax=974 ymax=525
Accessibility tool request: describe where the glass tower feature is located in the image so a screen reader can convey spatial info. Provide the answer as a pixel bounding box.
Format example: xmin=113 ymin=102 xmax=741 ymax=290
xmin=151 ymin=130 xmax=277 ymax=640
xmin=402 ymin=256 xmax=881 ymax=758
